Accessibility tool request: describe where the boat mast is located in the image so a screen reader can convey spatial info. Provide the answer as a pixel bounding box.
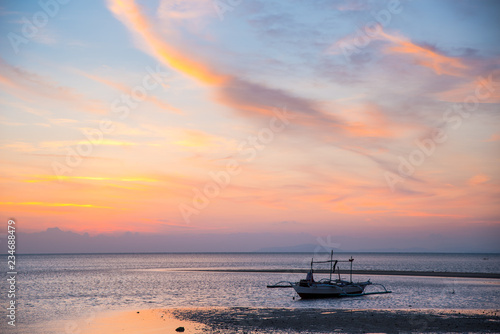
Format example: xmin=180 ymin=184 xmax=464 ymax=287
xmin=329 ymin=250 xmax=333 ymax=281
xmin=349 ymin=256 xmax=353 ymax=283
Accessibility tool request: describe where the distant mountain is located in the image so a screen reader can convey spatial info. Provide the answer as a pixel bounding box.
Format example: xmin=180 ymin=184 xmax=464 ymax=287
xmin=4 ymin=228 xmax=318 ymax=254
xmin=2 ymin=226 xmax=499 ymax=254
xmin=257 ymin=244 xmax=432 ymax=253
xmin=256 ymin=243 xmax=342 ymax=253
xmin=356 ymin=247 xmax=430 ymax=253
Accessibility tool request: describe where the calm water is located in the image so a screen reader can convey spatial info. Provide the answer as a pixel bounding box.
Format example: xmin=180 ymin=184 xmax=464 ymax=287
xmin=0 ymin=253 xmax=499 ymax=331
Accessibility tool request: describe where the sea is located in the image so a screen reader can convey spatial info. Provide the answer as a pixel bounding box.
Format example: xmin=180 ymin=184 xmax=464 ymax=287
xmin=0 ymin=252 xmax=499 ymax=332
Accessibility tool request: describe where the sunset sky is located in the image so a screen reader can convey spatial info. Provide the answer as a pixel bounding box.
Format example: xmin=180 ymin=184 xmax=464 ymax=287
xmin=0 ymin=0 xmax=499 ymax=247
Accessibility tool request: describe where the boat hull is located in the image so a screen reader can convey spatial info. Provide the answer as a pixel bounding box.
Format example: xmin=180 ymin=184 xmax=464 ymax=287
xmin=293 ymin=281 xmax=370 ymax=299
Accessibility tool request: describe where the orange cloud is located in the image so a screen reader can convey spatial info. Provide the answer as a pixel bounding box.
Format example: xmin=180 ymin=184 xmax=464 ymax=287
xmin=107 ymin=0 xmax=228 ymax=85
xmin=379 ymin=29 xmax=468 ymax=77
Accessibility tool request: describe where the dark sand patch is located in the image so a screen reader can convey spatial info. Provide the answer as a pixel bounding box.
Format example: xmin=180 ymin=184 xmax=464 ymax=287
xmin=170 ymin=307 xmax=500 ymax=333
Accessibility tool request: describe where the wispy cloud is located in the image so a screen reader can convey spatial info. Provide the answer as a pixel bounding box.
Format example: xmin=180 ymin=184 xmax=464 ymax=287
xmin=24 ymin=175 xmax=160 ymax=183
xmin=0 ymin=57 xmax=107 ymax=114
xmin=379 ymin=29 xmax=469 ymax=77
xmin=436 ymin=77 xmax=500 ymax=103
xmin=79 ymin=71 xmax=182 ymax=114
xmin=330 ymin=27 xmax=469 ymax=77
xmin=0 ymin=202 xmax=113 ymax=209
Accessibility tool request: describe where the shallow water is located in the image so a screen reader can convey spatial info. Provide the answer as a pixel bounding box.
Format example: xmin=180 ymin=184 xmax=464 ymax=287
xmin=10 ymin=252 xmax=500 ymax=272
xmin=0 ymin=253 xmax=498 ymax=329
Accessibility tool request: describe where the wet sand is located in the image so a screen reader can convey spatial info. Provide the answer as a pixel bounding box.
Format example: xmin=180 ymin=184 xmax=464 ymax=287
xmin=78 ymin=309 xmax=207 ymax=334
xmin=74 ymin=307 xmax=499 ymax=334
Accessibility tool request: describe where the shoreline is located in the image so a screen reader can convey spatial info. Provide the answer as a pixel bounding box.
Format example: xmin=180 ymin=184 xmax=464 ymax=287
xmin=58 ymin=307 xmax=500 ymax=334
xmin=169 ymin=268 xmax=500 ymax=279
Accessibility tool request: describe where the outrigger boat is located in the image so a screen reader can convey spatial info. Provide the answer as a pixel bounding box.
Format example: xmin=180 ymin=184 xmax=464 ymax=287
xmin=267 ymin=251 xmax=391 ymax=299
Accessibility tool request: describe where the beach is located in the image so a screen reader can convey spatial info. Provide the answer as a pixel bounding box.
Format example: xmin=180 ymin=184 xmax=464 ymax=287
xmin=73 ymin=307 xmax=500 ymax=334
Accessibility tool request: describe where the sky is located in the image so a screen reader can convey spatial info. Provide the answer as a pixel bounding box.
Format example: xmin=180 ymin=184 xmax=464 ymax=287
xmin=0 ymin=0 xmax=499 ymax=252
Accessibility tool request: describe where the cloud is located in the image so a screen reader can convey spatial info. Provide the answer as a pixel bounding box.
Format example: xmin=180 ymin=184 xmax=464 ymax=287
xmin=435 ymin=75 xmax=500 ymax=103
xmin=0 ymin=202 xmax=113 ymax=209
xmin=215 ymin=77 xmax=336 ymax=123
xmin=49 ymin=118 xmax=80 ymax=125
xmin=174 ymin=129 xmax=220 ymax=148
xmin=106 ymin=0 xmax=340 ymax=128
xmin=105 ymin=0 xmax=415 ymax=180
xmin=273 ymin=220 xmax=301 ymax=226
xmin=468 ymin=174 xmax=490 ymax=186
xmin=378 ymin=29 xmax=468 ymax=77
xmin=99 ymin=0 xmax=500 ymax=231
xmin=107 ymin=0 xmax=228 ymax=85
xmin=335 ymin=0 xmax=372 ymax=12
xmin=0 ymin=58 xmax=108 ymax=114
xmin=0 ymin=138 xmax=162 ymax=156
xmin=24 ymin=175 xmax=159 ymax=183
xmin=29 ymin=153 xmax=117 ymax=161
xmin=79 ymin=71 xmax=182 ymax=114
xmin=484 ymin=133 xmax=500 ymax=142
xmin=0 ymin=142 xmax=37 ymax=153
xmin=33 ymin=139 xmax=138 ymax=151
xmin=157 ymin=0 xmax=216 ymax=20
xmin=339 ymin=103 xmax=419 ymax=139
xmin=329 ymin=27 xmax=469 ymax=77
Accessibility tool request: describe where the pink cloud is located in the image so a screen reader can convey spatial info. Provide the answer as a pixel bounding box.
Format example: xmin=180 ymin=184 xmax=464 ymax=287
xmin=468 ymin=174 xmax=490 ymax=186
xmin=484 ymin=134 xmax=500 ymax=142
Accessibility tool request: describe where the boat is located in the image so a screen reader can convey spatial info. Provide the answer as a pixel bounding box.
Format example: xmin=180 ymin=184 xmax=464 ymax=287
xmin=267 ymin=251 xmax=391 ymax=299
